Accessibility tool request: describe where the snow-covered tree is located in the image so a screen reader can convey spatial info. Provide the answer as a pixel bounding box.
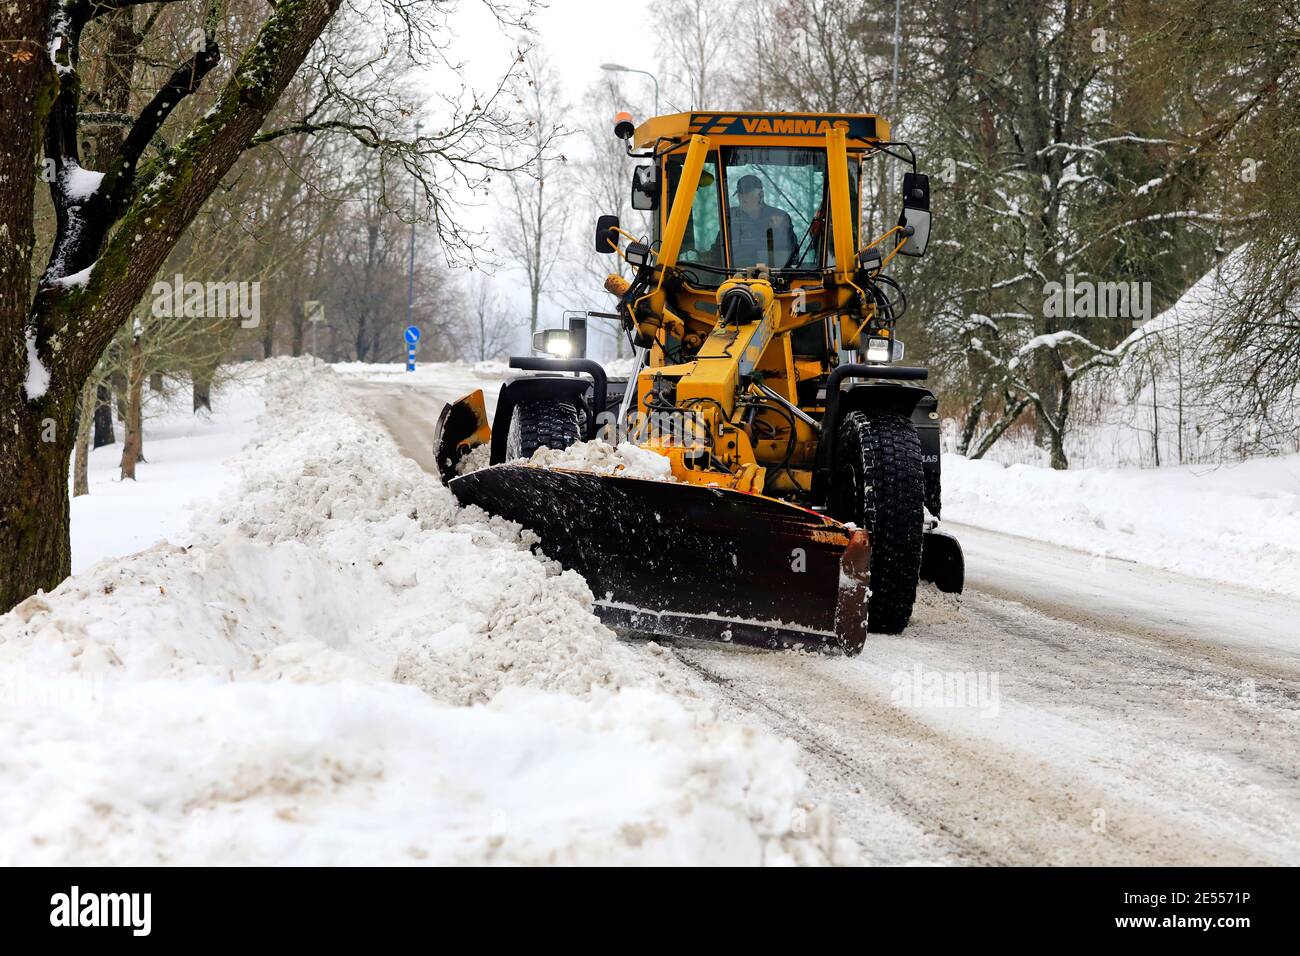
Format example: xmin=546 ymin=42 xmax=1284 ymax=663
xmin=898 ymin=0 xmax=1267 ymax=467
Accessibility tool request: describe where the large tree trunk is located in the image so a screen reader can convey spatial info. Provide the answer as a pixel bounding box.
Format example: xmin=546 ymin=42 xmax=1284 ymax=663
xmin=1047 ymin=373 xmax=1072 ymax=470
xmin=0 ymin=416 xmax=75 ymax=611
xmin=73 ymin=380 xmax=96 ymax=497
xmin=1048 ymin=431 xmax=1069 ymax=470
xmin=93 ymin=383 xmax=115 ymax=448
xmin=0 ymin=1 xmax=64 ymax=611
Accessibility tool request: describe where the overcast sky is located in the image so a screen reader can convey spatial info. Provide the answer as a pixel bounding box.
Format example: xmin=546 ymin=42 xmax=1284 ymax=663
xmin=422 ymin=0 xmax=662 ymax=358
xmin=450 ymin=0 xmax=660 ymax=108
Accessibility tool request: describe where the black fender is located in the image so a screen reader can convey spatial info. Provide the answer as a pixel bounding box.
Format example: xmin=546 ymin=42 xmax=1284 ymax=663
xmin=490 ymin=375 xmax=594 ymax=464
xmin=835 ymin=385 xmax=941 ymax=505
xmin=813 ymin=366 xmax=940 ymax=506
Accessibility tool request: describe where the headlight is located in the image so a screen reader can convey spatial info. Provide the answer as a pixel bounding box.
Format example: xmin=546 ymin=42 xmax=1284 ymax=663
xmin=865 ymin=336 xmax=905 ymax=363
xmin=532 ymin=329 xmax=572 ymax=357
xmin=866 ymin=337 xmax=891 ymax=362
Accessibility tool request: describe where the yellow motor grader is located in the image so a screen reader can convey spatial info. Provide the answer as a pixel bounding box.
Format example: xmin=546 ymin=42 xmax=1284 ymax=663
xmin=433 ymin=110 xmax=963 ymax=655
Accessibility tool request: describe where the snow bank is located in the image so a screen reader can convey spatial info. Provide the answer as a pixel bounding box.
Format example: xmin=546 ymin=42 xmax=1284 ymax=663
xmin=944 ymin=452 xmax=1300 ymax=598
xmin=2 ymin=360 xmax=849 ymax=865
xmin=529 ymin=439 xmax=675 ymax=481
xmin=332 ymin=359 xmax=511 ymax=386
xmin=984 ymin=249 xmax=1300 ymax=469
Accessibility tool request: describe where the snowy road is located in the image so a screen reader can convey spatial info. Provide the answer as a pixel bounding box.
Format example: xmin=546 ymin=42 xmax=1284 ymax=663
xmin=352 ymin=376 xmax=1300 ymax=866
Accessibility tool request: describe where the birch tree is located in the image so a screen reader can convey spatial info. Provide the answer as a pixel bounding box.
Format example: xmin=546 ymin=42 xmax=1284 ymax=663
xmin=498 ymin=45 xmax=569 ymax=336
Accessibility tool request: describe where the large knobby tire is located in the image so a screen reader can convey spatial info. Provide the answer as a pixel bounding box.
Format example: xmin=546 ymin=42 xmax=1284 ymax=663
xmin=831 ymin=411 xmax=925 ymax=634
xmin=505 ymin=399 xmax=582 ymax=460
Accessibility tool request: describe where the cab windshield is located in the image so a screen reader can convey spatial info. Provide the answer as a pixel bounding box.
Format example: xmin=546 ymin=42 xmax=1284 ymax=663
xmin=665 ymin=145 xmax=859 ymax=283
xmin=723 ymin=146 xmax=826 ymax=270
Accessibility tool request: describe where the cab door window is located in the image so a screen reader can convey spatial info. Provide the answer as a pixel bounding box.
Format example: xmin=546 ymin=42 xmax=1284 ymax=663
xmin=664 ymin=153 xmax=723 ymax=286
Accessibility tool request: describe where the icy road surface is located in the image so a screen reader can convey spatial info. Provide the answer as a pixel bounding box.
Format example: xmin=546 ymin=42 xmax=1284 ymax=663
xmin=351 ymin=375 xmax=1300 ymax=866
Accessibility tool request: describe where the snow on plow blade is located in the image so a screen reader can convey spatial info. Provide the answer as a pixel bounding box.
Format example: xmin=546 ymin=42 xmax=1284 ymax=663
xmin=448 ymin=464 xmax=872 ymax=655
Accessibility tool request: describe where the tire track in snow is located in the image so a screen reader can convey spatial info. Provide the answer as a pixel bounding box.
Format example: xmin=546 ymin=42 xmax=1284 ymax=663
xmin=668 ymin=627 xmax=1277 ymax=867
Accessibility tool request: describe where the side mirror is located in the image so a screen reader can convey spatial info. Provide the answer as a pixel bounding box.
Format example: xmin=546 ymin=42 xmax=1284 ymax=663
xmin=595 ymin=214 xmax=620 ymax=253
xmin=631 ymin=165 xmax=658 ymax=210
xmin=896 ymin=172 xmax=931 ymax=258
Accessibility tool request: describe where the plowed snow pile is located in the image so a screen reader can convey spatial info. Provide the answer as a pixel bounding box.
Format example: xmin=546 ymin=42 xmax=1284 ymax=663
xmin=529 ymin=439 xmax=676 ymax=481
xmin=0 ymin=360 xmax=851 ymax=865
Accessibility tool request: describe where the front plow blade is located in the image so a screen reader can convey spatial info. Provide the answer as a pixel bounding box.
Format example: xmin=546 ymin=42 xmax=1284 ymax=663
xmin=448 ymin=465 xmax=872 ymax=654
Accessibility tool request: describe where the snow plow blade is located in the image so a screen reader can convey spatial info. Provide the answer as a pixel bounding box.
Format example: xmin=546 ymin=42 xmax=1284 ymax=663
xmin=448 ymin=464 xmax=872 ymax=654
xmin=433 ymin=389 xmax=490 ymax=482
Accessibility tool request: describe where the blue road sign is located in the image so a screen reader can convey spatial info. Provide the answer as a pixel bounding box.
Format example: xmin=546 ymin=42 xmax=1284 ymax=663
xmin=405 ymin=326 xmax=420 ymax=372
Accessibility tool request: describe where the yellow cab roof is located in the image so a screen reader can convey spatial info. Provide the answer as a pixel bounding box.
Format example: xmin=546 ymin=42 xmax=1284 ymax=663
xmin=632 ymin=111 xmax=890 ymax=150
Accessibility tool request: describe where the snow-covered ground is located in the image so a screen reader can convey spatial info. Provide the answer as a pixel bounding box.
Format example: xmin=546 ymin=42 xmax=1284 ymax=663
xmin=70 ymin=371 xmax=263 ymax=572
xmin=11 ymin=356 xmax=1299 ymax=866
xmin=943 ymin=452 xmax=1300 ymax=600
xmin=4 ymin=359 xmax=850 ymax=865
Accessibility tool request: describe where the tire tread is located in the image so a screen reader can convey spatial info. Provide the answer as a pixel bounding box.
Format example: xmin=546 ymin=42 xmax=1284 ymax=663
xmin=506 ymin=400 xmax=582 ymax=460
xmin=836 ymin=411 xmax=925 ymax=634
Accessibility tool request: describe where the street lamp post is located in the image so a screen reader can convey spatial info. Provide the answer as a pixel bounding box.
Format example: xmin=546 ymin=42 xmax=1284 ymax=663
xmin=600 ymin=63 xmax=660 ymax=116
xmin=886 ymin=0 xmax=901 ymax=219
xmin=407 ymin=120 xmax=421 ymax=338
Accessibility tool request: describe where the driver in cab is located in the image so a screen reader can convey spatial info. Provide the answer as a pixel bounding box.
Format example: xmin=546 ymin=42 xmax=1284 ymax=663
xmin=728 ymin=174 xmax=797 ymax=268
